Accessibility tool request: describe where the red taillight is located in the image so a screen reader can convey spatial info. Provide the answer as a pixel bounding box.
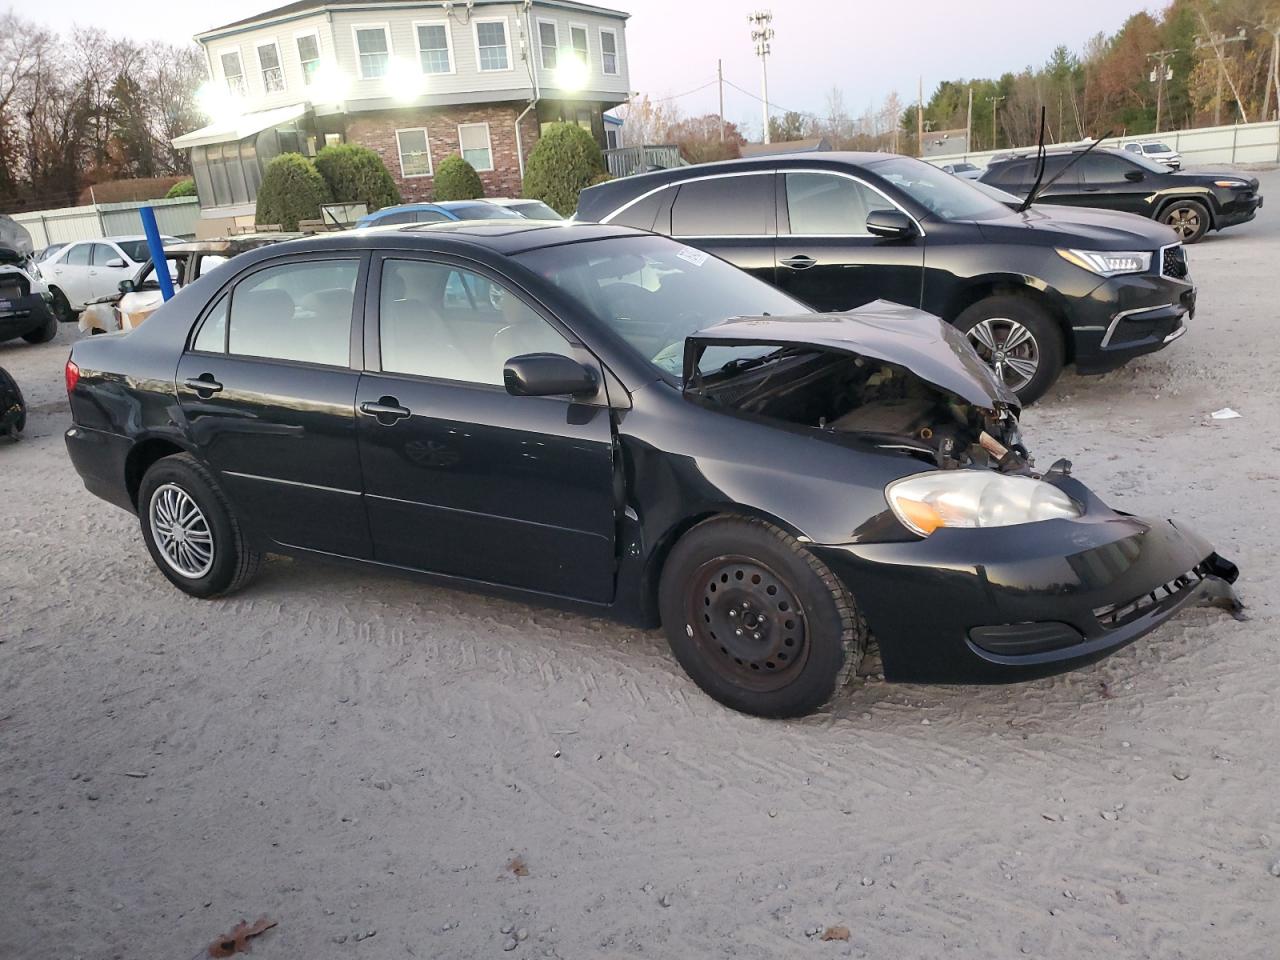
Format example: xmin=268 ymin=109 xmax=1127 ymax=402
xmin=65 ymin=359 xmax=80 ymax=394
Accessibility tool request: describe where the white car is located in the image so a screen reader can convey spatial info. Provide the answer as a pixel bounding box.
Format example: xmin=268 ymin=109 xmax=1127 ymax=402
xmin=1124 ymin=141 xmax=1182 ymax=170
xmin=39 ymin=235 xmax=179 ymax=320
xmin=940 ymin=161 xmax=984 ymax=180
xmin=482 ymin=198 xmax=565 ymax=220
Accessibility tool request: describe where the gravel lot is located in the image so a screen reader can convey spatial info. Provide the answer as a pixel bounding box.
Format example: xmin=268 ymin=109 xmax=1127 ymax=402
xmin=2 ymin=173 xmax=1278 ymax=960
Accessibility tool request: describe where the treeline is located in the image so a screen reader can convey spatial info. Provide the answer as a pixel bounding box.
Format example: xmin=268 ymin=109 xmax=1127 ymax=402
xmin=0 ymin=13 xmax=206 ymax=213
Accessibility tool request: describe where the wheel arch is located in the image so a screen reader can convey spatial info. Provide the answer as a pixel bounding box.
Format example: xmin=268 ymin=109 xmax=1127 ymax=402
xmin=125 ymin=436 xmax=194 ymax=508
xmin=1153 ymin=193 xmax=1215 ymax=228
xmin=944 ymin=277 xmax=1076 ymax=363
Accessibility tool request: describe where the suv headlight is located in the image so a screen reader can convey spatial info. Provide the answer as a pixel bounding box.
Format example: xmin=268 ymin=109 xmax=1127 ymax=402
xmin=886 ymin=471 xmax=1081 ymax=536
xmin=1057 ymin=248 xmax=1152 ymax=277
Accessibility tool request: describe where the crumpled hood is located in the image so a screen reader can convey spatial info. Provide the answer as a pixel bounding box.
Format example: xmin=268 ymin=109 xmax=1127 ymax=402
xmin=684 ymin=300 xmax=1019 ymax=411
xmin=978 ymin=204 xmax=1178 ymax=248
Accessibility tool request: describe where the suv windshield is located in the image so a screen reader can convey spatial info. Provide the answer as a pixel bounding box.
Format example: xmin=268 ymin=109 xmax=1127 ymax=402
xmin=1144 ymin=143 xmax=1173 ymax=154
xmin=868 ymin=156 xmax=1008 ymax=221
xmin=515 ymin=234 xmax=808 ymax=378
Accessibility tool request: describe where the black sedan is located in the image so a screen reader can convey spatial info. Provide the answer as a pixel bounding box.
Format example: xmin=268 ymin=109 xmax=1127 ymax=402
xmin=981 ymin=147 xmax=1263 ymax=243
xmin=64 ymin=223 xmax=1239 ymax=717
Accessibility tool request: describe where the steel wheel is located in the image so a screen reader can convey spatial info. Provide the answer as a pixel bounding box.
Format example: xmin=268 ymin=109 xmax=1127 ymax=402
xmin=1164 ymin=206 xmax=1202 ymax=240
xmin=687 ymin=556 xmax=809 ymax=692
xmin=965 ymin=317 xmax=1040 ymax=394
xmin=148 ymin=483 xmax=215 ymax=579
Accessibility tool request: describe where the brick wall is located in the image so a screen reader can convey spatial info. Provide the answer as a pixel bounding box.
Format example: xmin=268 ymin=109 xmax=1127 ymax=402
xmin=346 ymin=103 xmax=540 ymax=202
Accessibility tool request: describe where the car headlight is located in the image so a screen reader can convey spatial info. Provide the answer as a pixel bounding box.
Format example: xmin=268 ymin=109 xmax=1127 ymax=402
xmin=1213 ymin=179 xmax=1249 ymax=188
xmin=1057 ymin=248 xmax=1152 ymax=277
xmin=886 ymin=471 xmax=1081 ymax=536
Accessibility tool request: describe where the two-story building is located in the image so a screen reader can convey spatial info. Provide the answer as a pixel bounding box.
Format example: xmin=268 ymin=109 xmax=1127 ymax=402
xmin=173 ymin=0 xmax=631 ymax=227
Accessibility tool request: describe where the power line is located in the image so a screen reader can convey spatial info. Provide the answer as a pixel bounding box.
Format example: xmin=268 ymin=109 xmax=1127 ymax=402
xmin=721 ymin=77 xmax=817 ymax=123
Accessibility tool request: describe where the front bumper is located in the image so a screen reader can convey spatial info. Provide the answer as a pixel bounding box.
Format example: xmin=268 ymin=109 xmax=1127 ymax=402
xmin=1215 ymin=193 xmax=1262 ymax=230
xmin=1070 ymin=270 xmax=1195 ymax=374
xmin=813 ymin=476 xmax=1238 ymax=684
xmin=0 ymin=294 xmax=54 ymax=341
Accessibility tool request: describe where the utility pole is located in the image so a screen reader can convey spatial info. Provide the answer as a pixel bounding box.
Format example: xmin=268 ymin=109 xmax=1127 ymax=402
xmin=1147 ymin=49 xmax=1177 ymax=132
xmin=916 ymin=75 xmax=924 ymax=157
xmin=748 ymin=11 xmax=774 ymax=143
xmin=987 ymin=94 xmax=1005 ymax=150
xmin=1195 ymin=19 xmax=1249 ymax=125
xmin=717 ymin=59 xmax=725 ymax=141
xmin=966 ymin=86 xmax=973 ymax=152
xmin=1260 ymin=21 xmax=1280 ymax=122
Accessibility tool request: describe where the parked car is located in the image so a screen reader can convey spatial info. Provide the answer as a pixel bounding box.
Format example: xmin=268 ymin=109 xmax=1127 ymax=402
xmin=356 ymin=201 xmax=523 ymax=228
xmin=0 ymin=214 xmax=34 ymax=257
xmin=482 ymin=197 xmax=565 ymax=220
xmin=64 ymin=222 xmax=1239 ymax=717
xmin=36 ymin=243 xmax=68 ymax=262
xmin=0 ymin=365 xmax=25 ymax=439
xmin=940 ymin=161 xmax=983 ymax=179
xmin=981 ymin=147 xmax=1261 ymax=243
xmin=80 ymin=234 xmax=301 ymax=334
xmin=576 ymin=152 xmax=1195 ymax=403
xmin=41 ymin=235 xmax=181 ymax=320
xmin=1124 ymin=140 xmax=1182 ymax=170
xmin=0 ymin=247 xmax=57 ymax=346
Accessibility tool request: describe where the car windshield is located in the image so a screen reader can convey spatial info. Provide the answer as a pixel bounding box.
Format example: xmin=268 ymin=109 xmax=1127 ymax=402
xmin=116 ymin=240 xmax=153 ymax=262
xmin=953 ymin=163 xmax=977 ymax=172
xmin=868 ymin=156 xmax=1009 ymax=221
xmin=515 ymin=234 xmax=810 ymax=378
xmin=510 ymin=201 xmax=563 ymax=221
xmin=444 ymin=203 xmax=522 ymax=220
xmin=1144 ymin=143 xmax=1173 ymax=154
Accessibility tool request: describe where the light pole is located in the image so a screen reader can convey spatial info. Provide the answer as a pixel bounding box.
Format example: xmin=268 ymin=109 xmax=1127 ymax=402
xmin=748 ymin=10 xmax=774 ymax=143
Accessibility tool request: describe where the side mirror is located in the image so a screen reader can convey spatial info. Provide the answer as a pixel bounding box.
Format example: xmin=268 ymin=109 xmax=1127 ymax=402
xmin=503 ymin=353 xmax=598 ymax=399
xmin=865 ymin=208 xmax=916 ymax=239
xmin=105 ymin=257 xmax=126 ymax=268
xmin=1124 ymin=170 xmax=1145 ymax=182
xmin=118 ymin=279 xmax=136 ymax=294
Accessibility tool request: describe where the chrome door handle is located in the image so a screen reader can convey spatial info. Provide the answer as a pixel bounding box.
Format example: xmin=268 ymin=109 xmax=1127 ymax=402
xmin=780 ymin=255 xmax=817 ymax=270
xmin=360 ymin=399 xmax=411 ymax=423
xmin=183 ymin=375 xmax=223 ymax=395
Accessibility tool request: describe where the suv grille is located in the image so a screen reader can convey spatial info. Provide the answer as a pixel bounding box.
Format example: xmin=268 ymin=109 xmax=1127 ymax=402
xmin=1161 ymin=244 xmax=1188 ymax=280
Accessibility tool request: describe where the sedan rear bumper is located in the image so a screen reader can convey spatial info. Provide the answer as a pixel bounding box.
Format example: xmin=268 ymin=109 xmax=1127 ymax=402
xmin=813 ymin=477 xmax=1238 ymax=684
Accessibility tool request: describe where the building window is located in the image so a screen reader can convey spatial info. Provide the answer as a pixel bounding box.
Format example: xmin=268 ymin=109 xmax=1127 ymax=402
xmin=458 ymin=123 xmax=493 ymax=171
xmin=296 ymin=33 xmax=321 ymax=85
xmin=257 ymin=41 xmax=285 ymax=93
xmin=221 ymin=50 xmax=245 ymax=96
xmin=474 ymin=19 xmax=510 ymax=72
xmin=606 ymin=128 xmax=619 ymax=150
xmin=396 ymin=129 xmax=432 ymax=177
xmin=569 ymin=24 xmax=589 ymax=67
xmin=354 ymin=25 xmax=390 ymax=79
xmin=600 ymin=28 xmax=619 ymax=76
xmin=415 ymin=22 xmax=453 ymax=74
xmin=537 ymin=20 xmax=558 ymax=70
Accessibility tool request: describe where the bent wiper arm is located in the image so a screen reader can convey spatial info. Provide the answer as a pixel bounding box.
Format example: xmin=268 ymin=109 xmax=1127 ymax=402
xmin=1016 ymin=109 xmax=1049 ymax=213
xmin=1023 ymin=130 xmax=1113 ymax=209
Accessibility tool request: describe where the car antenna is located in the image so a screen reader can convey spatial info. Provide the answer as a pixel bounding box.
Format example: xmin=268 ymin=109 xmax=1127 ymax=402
xmin=1019 ymin=120 xmax=1115 ymax=212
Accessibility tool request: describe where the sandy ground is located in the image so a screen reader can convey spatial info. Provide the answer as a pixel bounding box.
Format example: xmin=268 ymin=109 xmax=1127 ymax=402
xmin=2 ymin=174 xmax=1279 ymax=960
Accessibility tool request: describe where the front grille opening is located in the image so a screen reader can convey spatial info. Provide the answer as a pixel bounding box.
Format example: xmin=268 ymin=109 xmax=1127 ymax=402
xmin=1093 ymin=567 xmax=1203 ymax=629
xmin=1161 ymin=245 xmax=1188 ymax=280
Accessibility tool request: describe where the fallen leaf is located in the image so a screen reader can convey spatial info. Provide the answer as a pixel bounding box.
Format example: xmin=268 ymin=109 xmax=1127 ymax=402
xmin=207 ymin=916 xmax=277 ymax=957
xmin=820 ymin=926 xmax=850 ymax=942
xmin=506 ymin=856 xmax=529 ymax=878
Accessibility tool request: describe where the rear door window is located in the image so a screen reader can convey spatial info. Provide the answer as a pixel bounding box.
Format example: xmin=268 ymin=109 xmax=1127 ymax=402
xmin=670 ymin=175 xmax=772 ymax=237
xmin=227 ymin=259 xmax=359 ymax=366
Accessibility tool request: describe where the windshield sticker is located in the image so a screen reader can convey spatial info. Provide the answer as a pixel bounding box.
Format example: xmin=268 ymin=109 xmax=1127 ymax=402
xmin=677 ymin=247 xmax=709 ymax=267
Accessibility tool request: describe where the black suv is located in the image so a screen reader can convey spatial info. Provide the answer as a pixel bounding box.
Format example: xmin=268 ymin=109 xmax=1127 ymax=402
xmin=980 ymin=147 xmax=1262 ymax=244
xmin=577 ymin=153 xmax=1194 ymax=403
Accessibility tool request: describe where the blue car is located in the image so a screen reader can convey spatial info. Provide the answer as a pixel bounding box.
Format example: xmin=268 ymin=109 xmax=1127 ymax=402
xmin=356 ymin=200 xmax=524 ymax=228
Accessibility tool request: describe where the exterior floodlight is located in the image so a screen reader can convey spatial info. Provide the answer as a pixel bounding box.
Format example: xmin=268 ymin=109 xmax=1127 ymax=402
xmin=555 ymin=57 xmax=589 ymax=93
xmin=386 ymin=57 xmax=427 ymax=104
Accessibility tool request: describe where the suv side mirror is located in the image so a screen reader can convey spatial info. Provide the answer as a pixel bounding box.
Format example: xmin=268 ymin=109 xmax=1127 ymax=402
xmin=866 ymin=208 xmax=916 ymax=239
xmin=503 ymin=353 xmax=598 ymax=399
xmin=118 ymin=279 xmax=136 ymax=294
xmin=1124 ymin=170 xmax=1145 ymax=182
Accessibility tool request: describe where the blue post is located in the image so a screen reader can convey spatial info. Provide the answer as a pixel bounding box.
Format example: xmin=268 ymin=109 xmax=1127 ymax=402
xmin=139 ymin=206 xmax=175 ymax=302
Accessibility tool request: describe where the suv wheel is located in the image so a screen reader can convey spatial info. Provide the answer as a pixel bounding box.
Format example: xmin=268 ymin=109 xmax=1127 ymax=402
xmin=658 ymin=516 xmax=866 ymax=718
xmin=1159 ymin=200 xmax=1210 ymax=243
xmin=954 ymin=295 xmax=1064 ymax=405
xmin=138 ymin=453 xmax=261 ymax=598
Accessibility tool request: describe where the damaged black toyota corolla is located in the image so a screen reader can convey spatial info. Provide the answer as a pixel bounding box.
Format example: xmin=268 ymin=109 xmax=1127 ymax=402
xmin=64 ymin=223 xmax=1239 ymax=717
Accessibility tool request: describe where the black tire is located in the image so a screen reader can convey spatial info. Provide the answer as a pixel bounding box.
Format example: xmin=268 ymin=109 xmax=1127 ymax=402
xmin=953 ymin=294 xmax=1064 ymax=405
xmin=137 ymin=453 xmax=261 ymax=598
xmin=21 ymin=311 xmax=57 ymax=344
xmin=0 ymin=366 xmax=24 ymax=439
xmin=1159 ymin=199 xmax=1210 ymax=244
xmin=49 ymin=287 xmax=76 ymax=323
xmin=658 ymin=516 xmax=866 ymax=718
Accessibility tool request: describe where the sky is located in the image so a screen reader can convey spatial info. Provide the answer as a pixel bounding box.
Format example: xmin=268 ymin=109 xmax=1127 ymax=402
xmin=35 ymin=0 xmax=1159 ymax=136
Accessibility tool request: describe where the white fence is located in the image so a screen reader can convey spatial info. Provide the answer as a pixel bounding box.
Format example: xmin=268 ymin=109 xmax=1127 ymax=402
xmin=928 ymin=119 xmax=1280 ymax=170
xmin=12 ymin=196 xmax=201 ymax=247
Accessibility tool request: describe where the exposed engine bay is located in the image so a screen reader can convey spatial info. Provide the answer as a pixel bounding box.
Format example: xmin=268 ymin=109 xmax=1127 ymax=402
xmin=693 ymin=348 xmax=1030 ymax=471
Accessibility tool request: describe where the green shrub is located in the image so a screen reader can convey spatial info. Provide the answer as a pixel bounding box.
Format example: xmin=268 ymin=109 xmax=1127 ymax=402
xmin=522 ymin=123 xmax=606 ymax=216
xmin=314 ymin=143 xmax=400 ymax=211
xmin=433 ymin=154 xmax=485 ymax=201
xmin=254 ymin=153 xmax=331 ymax=230
xmin=165 ymin=178 xmax=196 ymax=199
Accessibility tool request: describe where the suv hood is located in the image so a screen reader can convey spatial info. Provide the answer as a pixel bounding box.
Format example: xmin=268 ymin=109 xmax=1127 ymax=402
xmin=978 ymin=204 xmax=1178 ymax=248
xmin=683 ymin=301 xmax=1018 ymax=411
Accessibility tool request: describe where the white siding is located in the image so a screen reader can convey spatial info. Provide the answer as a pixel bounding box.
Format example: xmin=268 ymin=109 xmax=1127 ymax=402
xmin=201 ymin=2 xmax=629 ymax=113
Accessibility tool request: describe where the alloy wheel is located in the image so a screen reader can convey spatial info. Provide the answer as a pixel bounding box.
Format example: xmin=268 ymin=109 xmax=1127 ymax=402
xmin=1165 ymin=207 xmax=1201 ymax=240
xmin=149 ymin=483 xmax=215 ymax=579
xmin=687 ymin=556 xmax=809 ymax=691
xmin=965 ymin=317 xmax=1040 ymax=393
